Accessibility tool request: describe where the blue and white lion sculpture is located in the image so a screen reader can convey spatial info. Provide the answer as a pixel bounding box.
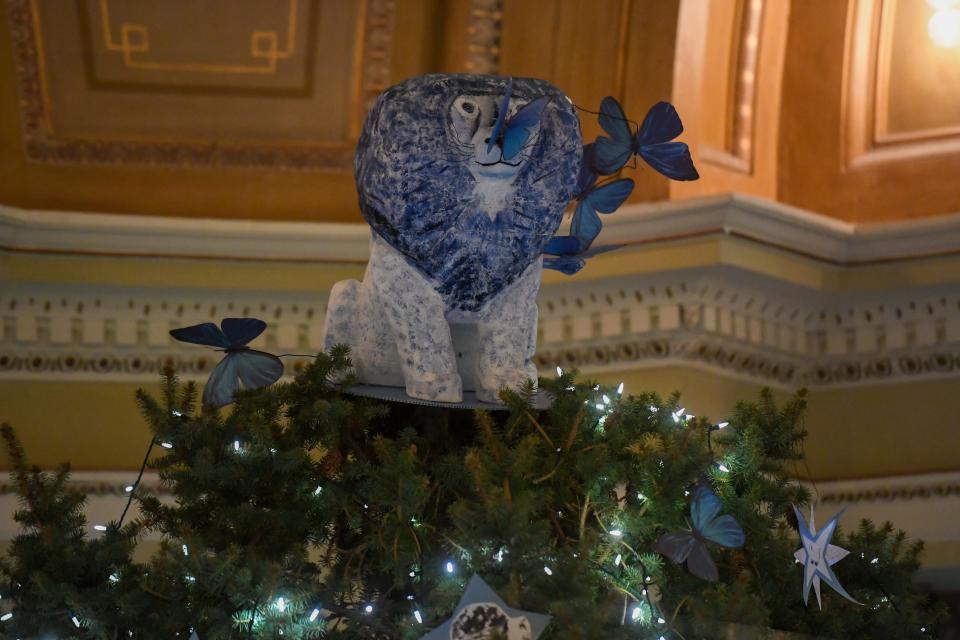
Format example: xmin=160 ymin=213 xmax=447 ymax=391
xmin=324 ymin=74 xmax=582 ymax=403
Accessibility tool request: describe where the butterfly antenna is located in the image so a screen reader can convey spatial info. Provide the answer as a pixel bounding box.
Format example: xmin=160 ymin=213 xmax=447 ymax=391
xmin=573 ymin=103 xmax=641 ymax=131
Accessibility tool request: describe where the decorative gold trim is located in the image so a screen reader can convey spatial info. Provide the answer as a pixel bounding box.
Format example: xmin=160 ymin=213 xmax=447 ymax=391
xmin=97 ymin=0 xmax=298 ymax=74
xmin=5 ymin=0 xmax=397 ymax=170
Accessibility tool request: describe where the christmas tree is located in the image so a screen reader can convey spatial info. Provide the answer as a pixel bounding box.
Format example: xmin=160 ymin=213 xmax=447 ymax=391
xmin=0 ymin=347 xmax=948 ymax=639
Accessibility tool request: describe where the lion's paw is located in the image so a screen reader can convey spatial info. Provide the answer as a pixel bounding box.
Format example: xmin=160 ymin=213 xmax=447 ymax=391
xmin=406 ymin=371 xmax=463 ymax=404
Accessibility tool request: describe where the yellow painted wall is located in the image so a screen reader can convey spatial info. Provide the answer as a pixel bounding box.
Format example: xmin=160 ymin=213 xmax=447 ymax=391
xmin=3 ymin=366 xmax=958 ymax=482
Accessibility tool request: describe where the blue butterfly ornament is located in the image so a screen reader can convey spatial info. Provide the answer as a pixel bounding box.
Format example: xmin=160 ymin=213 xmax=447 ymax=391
xmin=169 ymin=318 xmax=284 ymax=408
xmin=487 ymin=77 xmax=551 ymax=162
xmin=593 ymin=97 xmax=699 ymax=181
xmin=654 ymin=484 xmax=745 ymax=581
xmin=542 ymin=173 xmax=634 ymax=275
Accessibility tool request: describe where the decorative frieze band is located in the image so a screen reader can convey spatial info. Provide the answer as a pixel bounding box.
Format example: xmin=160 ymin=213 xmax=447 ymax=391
xmin=2 ymin=198 xmax=959 ymax=388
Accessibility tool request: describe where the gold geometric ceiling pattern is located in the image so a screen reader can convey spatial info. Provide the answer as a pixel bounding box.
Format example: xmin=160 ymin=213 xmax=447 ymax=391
xmin=6 ymin=0 xmax=395 ymax=169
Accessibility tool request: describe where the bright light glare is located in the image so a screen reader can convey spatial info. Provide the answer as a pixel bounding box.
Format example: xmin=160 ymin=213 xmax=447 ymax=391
xmin=929 ymin=9 xmax=960 ymax=47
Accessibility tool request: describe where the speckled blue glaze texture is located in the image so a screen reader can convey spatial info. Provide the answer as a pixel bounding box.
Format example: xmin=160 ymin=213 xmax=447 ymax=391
xmin=355 ymin=74 xmax=582 ymax=312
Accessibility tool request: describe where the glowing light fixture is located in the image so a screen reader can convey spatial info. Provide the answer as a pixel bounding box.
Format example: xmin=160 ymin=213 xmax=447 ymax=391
xmin=929 ymin=6 xmax=960 ymax=48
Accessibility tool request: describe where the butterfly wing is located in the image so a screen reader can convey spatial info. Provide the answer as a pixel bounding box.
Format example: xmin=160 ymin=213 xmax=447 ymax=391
xmin=203 ymin=353 xmax=240 ymax=408
xmin=692 ymin=485 xmax=746 ymax=549
xmin=220 ymin=318 xmax=267 ymax=348
xmin=570 ymin=198 xmax=602 ymax=251
xmin=598 ymin=96 xmax=632 ymax=143
xmin=502 ymin=96 xmax=549 ymax=161
xmin=700 ymin=514 xmax=746 ymax=549
xmin=543 ymin=235 xmax=583 ymax=256
xmin=655 ymin=531 xmax=697 ymax=564
xmin=235 ymin=349 xmax=284 ymax=391
xmin=638 ymin=141 xmax=699 ymax=181
xmin=685 ymin=540 xmax=720 ymax=582
xmin=543 ymin=256 xmax=586 ymax=275
xmin=170 ymin=322 xmax=230 ymax=349
xmin=594 ymin=138 xmax=633 ymax=176
xmin=585 ymin=178 xmax=634 ymax=213
xmin=690 ymin=485 xmax=724 ymax=533
xmin=636 ymin=101 xmax=684 ymax=147
xmin=486 ymin=77 xmax=514 ymax=154
xmin=593 ymin=96 xmax=634 ymax=174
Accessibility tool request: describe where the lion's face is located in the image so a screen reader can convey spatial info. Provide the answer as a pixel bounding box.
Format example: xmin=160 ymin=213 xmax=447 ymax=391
xmin=448 ymin=94 xmax=543 ymax=184
xmin=355 ymin=74 xmax=582 ymax=312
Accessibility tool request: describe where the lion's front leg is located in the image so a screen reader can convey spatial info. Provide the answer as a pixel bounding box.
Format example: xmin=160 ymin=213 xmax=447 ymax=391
xmin=474 ymin=258 xmax=542 ymax=404
xmin=367 ymin=235 xmax=463 ymax=403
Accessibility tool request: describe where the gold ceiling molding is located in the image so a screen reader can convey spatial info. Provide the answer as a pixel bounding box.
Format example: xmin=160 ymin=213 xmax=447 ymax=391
xmin=5 ymin=0 xmax=396 ymax=170
xmin=843 ymin=0 xmax=960 ymax=169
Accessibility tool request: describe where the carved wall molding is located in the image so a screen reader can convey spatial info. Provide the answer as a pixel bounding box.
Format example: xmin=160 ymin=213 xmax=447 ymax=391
xmin=4 ymin=194 xmax=960 ymax=265
xmin=464 ymin=0 xmax=503 ymax=74
xmin=5 ymin=0 xmax=396 ymax=170
xmin=2 ymin=265 xmax=959 ymax=389
xmin=2 ymin=195 xmax=959 ymax=388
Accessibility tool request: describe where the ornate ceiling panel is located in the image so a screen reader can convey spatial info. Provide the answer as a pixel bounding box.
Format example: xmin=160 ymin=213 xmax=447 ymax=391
xmin=6 ymin=0 xmax=396 ymax=170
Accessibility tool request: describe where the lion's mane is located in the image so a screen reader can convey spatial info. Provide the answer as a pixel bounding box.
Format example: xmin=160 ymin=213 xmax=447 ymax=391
xmin=355 ymin=74 xmax=582 ymax=312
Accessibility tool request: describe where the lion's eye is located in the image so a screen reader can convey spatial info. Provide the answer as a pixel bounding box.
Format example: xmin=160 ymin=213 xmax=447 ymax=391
xmin=461 ymin=101 xmax=476 ymax=114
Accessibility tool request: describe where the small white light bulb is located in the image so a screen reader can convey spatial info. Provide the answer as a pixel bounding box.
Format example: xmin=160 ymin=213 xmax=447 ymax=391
xmin=160 ymin=442 xmax=173 ymax=449
xmin=94 ymin=524 xmax=107 ymax=532
xmin=182 ymin=544 xmax=189 ymax=557
xmin=125 ymin=485 xmax=134 ymax=493
xmin=616 ymin=382 xmax=624 ymax=395
xmin=109 ymin=573 xmax=119 ymax=583
xmin=657 ymin=616 xmax=666 ymax=624
xmin=556 ymin=366 xmax=563 ymax=377
xmin=610 ymin=528 xmax=623 ymax=537
xmin=72 ymin=616 xmax=81 ymax=628
xmin=364 ymin=604 xmax=374 ymax=614
xmin=717 ymin=421 xmax=729 ymax=429
xmin=637 ymin=492 xmax=646 ymax=501
xmin=172 ymin=410 xmax=182 ymax=417
xmin=718 ymin=463 xmax=730 ymax=473
xmin=871 ymin=557 xmax=879 ymax=564
xmin=445 ymin=561 xmax=455 ymax=574
xmin=309 ymin=608 xmax=320 ymax=622
xmin=631 ymin=605 xmax=642 ymax=622
xmin=614 ymin=553 xmax=623 ymax=566
xmin=414 ymin=609 xmax=423 ymax=624
xmin=543 ymin=566 xmax=553 ymax=575
xmin=233 ymin=440 xmax=241 ymax=452
xmin=276 ymin=597 xmax=286 ymax=612
xmin=0 ymin=612 xmax=11 ymax=621
xmin=602 ymin=394 xmax=611 ymax=405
